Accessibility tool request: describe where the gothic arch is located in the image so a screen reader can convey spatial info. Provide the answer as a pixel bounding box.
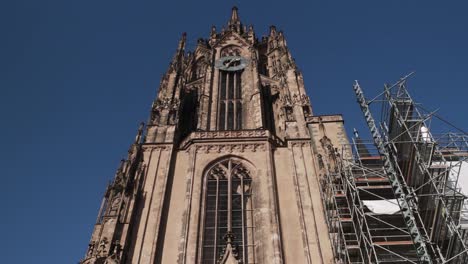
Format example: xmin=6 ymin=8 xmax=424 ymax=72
xmin=199 ymin=156 xmax=256 ymax=264
xmin=202 ymin=155 xmax=256 ymax=178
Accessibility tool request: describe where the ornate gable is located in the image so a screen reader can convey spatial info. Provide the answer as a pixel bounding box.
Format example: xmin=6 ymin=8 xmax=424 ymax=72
xmin=213 ymin=31 xmax=251 ymax=50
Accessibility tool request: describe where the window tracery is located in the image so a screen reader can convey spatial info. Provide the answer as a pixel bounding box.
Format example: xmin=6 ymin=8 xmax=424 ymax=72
xmin=201 ymin=158 xmax=255 ymax=264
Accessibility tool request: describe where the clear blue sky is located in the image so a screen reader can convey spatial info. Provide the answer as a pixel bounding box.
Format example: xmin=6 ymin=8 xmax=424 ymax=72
xmin=1 ymin=1 xmax=467 ymax=263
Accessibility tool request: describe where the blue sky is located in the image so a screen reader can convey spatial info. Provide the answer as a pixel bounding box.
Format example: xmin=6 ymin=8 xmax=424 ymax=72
xmin=1 ymin=1 xmax=467 ymax=263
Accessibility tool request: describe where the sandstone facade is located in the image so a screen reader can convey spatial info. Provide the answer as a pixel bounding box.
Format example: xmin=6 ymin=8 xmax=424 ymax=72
xmin=80 ymin=7 xmax=347 ymax=264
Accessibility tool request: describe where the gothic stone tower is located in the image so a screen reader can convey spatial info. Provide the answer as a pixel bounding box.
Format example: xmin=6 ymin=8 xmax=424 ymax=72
xmin=80 ymin=7 xmax=348 ymax=264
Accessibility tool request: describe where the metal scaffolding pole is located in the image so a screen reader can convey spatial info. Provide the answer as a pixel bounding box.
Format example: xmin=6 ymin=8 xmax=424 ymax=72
xmin=321 ymin=74 xmax=468 ymax=263
xmin=353 ymin=80 xmax=436 ymax=263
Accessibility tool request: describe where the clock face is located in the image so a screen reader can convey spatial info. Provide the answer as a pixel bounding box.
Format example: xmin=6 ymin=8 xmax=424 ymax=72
xmin=215 ymin=56 xmax=249 ymax=71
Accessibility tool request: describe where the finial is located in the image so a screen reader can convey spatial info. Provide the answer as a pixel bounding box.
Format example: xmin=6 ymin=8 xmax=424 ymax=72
xmin=229 ymin=6 xmax=239 ymax=24
xmin=269 ymin=25 xmax=277 ymax=37
xmin=211 ymin=25 xmax=216 ymax=36
xmin=171 ymin=33 xmax=186 ymax=69
xmin=135 ymin=122 xmax=145 ymax=144
xmin=246 ymin=25 xmax=255 ymax=42
xmin=178 ymin=32 xmax=187 ymax=51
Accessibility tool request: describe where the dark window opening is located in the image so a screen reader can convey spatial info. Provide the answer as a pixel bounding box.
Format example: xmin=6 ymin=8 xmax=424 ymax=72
xmin=218 ymin=71 xmax=243 ymax=130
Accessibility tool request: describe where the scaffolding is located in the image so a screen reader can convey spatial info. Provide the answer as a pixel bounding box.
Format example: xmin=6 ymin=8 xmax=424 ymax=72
xmin=321 ymin=74 xmax=468 ymax=263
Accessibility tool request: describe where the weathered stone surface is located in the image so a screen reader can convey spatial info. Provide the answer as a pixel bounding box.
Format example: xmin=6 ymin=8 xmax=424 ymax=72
xmin=80 ymin=7 xmax=343 ymax=264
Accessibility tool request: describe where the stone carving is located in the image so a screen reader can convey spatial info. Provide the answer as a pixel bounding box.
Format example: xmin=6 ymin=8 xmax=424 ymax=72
xmin=280 ymin=93 xmax=311 ymax=121
xmin=221 ymin=45 xmax=241 ymax=57
xmin=250 ymin=46 xmax=257 ymax=66
xmin=158 ymin=75 xmax=169 ymax=93
xmin=195 ymin=143 xmax=266 ymax=153
xmin=280 ymin=94 xmax=293 ymax=107
xmin=289 ymin=141 xmax=311 ymax=148
xmin=295 ymin=94 xmax=310 ymax=106
xmin=179 ymin=130 xmax=270 ymax=148
xmin=142 ymin=145 xmax=171 ymax=152
xmin=216 ymin=34 xmax=249 ymax=49
xmin=284 ymin=106 xmax=295 ymax=121
xmin=168 ymin=110 xmax=177 ymax=125
xmin=97 ymin=237 xmax=109 ymax=257
xmin=200 ymin=130 xmax=267 ymax=138
xmin=317 ymin=154 xmax=325 ymax=169
xmin=104 ymin=256 xmax=120 ymax=264
xmin=217 ymin=231 xmax=241 ymax=264
xmin=150 ymin=97 xmax=180 ymax=125
xmin=110 ymin=193 xmax=121 ymax=212
xmin=152 ymin=97 xmax=180 ymax=111
xmin=86 ymin=241 xmax=96 ymax=257
xmin=280 ymin=93 xmax=310 ymax=107
xmin=111 ymin=169 xmax=125 ymax=192
xmin=320 ymin=136 xmax=339 ymax=173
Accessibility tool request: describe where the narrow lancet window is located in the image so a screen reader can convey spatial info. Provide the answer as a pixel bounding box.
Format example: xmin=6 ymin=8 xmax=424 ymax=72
xmin=218 ymin=70 xmax=243 ymax=130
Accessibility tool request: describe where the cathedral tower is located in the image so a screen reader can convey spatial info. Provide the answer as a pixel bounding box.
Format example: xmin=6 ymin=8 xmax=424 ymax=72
xmin=80 ymin=7 xmax=347 ymax=264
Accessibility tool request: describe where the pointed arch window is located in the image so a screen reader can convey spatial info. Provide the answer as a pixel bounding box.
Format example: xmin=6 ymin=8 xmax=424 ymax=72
xmin=201 ymin=158 xmax=255 ymax=264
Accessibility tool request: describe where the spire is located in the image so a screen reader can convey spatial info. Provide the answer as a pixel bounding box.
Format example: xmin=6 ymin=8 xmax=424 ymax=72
xmin=177 ymin=32 xmax=186 ymax=53
xmin=229 ymin=6 xmax=239 ymax=25
xmin=227 ymin=6 xmax=242 ymax=33
xmin=170 ymin=32 xmax=186 ymax=71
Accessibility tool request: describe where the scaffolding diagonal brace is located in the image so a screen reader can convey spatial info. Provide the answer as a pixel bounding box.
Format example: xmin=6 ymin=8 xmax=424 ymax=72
xmin=353 ymin=80 xmax=435 ymax=263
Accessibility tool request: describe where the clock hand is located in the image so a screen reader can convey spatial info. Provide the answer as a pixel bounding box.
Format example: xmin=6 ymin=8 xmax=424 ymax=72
xmin=226 ymin=58 xmax=241 ymax=67
xmin=222 ymin=58 xmax=232 ymax=68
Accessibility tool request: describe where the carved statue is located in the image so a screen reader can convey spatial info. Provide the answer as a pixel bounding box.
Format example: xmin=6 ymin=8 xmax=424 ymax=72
xmin=110 ymin=193 xmax=121 ymax=212
xmin=96 ymin=237 xmax=108 ymax=257
xmin=285 ymin=107 xmax=295 ymax=121
xmin=86 ymin=241 xmax=96 ymax=257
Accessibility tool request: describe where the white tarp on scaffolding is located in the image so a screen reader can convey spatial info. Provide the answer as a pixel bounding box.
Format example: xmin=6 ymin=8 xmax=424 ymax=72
xmin=453 ymin=161 xmax=468 ymax=228
xmin=456 ymin=161 xmax=468 ymax=197
xmin=362 ymin=199 xmax=400 ymax=214
xmin=432 ymin=160 xmax=468 ymax=228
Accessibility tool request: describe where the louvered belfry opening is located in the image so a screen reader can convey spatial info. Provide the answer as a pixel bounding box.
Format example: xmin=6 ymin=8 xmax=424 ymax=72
xmin=218 ymin=70 xmax=243 ymax=131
